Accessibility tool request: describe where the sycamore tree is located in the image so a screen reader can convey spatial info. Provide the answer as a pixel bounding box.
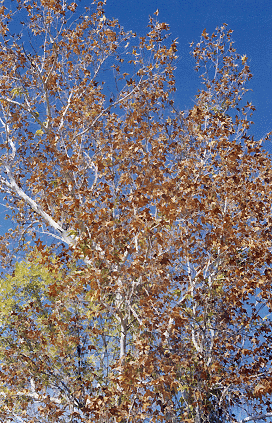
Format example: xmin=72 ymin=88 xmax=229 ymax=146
xmin=0 ymin=0 xmax=272 ymax=422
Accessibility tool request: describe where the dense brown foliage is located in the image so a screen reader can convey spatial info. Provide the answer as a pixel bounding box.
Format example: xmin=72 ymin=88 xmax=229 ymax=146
xmin=0 ymin=1 xmax=271 ymax=422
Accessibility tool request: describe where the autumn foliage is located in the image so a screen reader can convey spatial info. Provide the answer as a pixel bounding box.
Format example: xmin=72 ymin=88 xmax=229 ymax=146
xmin=0 ymin=1 xmax=271 ymax=422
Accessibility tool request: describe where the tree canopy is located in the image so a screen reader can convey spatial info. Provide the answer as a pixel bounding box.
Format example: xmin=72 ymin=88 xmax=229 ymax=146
xmin=0 ymin=1 xmax=272 ymax=422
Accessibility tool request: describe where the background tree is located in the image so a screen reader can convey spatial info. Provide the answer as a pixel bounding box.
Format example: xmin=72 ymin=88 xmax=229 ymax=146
xmin=0 ymin=0 xmax=271 ymax=422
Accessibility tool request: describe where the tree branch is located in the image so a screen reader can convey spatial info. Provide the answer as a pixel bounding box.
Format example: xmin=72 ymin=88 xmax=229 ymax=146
xmin=240 ymin=412 xmax=272 ymax=423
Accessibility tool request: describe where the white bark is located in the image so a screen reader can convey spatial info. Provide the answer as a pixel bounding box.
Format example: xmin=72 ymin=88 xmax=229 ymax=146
xmin=0 ymin=389 xmax=61 ymax=404
xmin=240 ymin=412 xmax=272 ymax=423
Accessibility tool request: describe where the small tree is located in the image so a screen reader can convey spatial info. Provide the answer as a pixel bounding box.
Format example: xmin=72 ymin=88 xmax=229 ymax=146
xmin=0 ymin=1 xmax=271 ymax=422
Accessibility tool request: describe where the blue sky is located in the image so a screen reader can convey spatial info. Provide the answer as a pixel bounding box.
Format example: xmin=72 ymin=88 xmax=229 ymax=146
xmin=103 ymin=0 xmax=272 ymax=148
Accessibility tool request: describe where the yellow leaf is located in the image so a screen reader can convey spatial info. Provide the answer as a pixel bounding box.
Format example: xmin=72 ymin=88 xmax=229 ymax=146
xmin=35 ymin=129 xmax=44 ymax=136
xmin=241 ymin=54 xmax=247 ymax=64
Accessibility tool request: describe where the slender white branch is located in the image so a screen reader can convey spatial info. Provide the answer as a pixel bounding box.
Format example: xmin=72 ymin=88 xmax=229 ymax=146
xmin=239 ymin=412 xmax=272 ymax=423
xmin=2 ymin=96 xmax=49 ymax=133
xmin=1 ymin=164 xmax=108 ymax=267
xmin=0 ymin=116 xmax=15 ymax=161
xmin=3 ymin=164 xmax=78 ymax=248
xmin=56 ymin=91 xmax=74 ymax=136
xmin=129 ymin=305 xmax=143 ymax=325
xmin=0 ymin=389 xmax=61 ymax=404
